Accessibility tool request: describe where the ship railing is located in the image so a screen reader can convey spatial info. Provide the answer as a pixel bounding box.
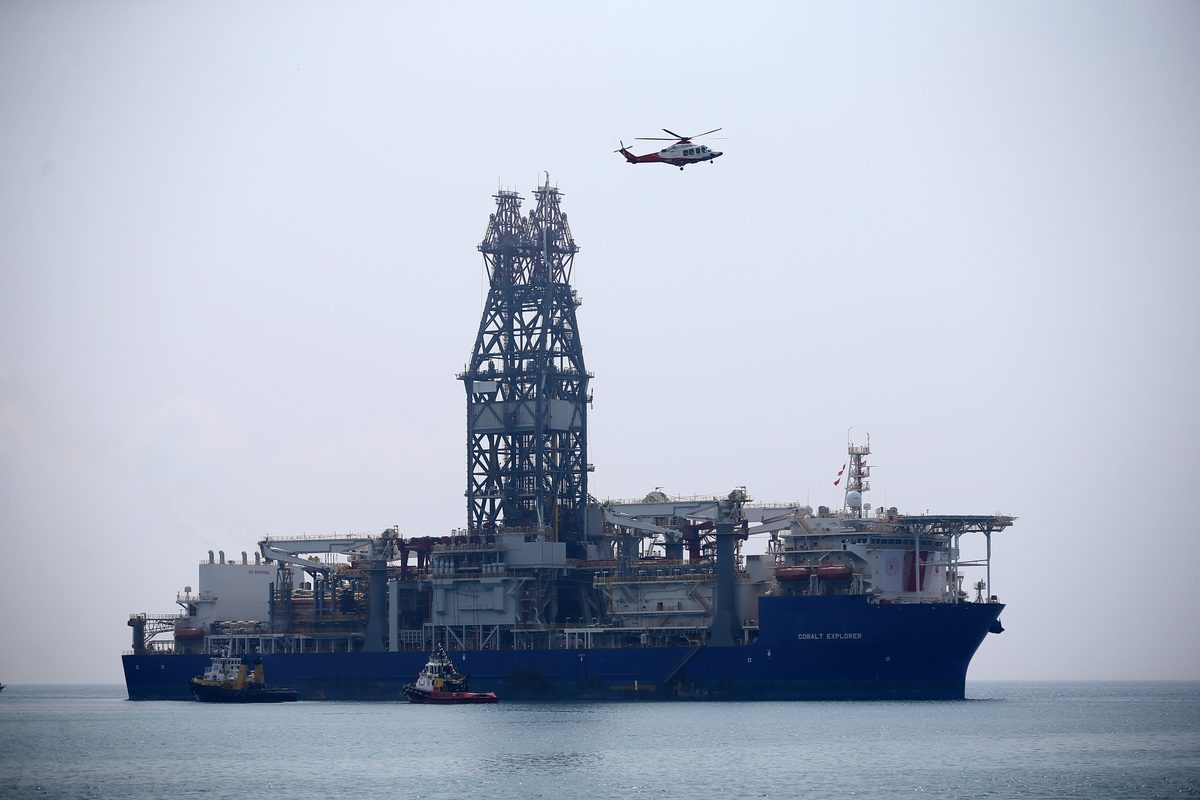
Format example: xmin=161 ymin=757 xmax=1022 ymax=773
xmin=594 ymin=574 xmax=705 ymax=584
xmin=128 ymin=612 xmax=189 ymax=644
xmin=123 ymin=641 xmax=176 ymax=655
xmin=594 ymin=570 xmax=732 ymax=584
xmin=128 ymin=612 xmax=188 ymax=621
xmin=578 ymin=559 xmax=689 ymax=568
xmin=282 ymin=622 xmax=369 ymax=636
xmin=392 ymin=629 xmax=428 ymax=651
xmin=430 ymin=540 xmax=506 ymax=553
xmin=601 ymin=494 xmax=807 ymax=508
xmin=560 ymin=626 xmax=713 ymax=650
xmin=210 ymin=621 xmax=271 ymax=635
xmin=428 ymin=569 xmax=538 ymax=580
xmin=445 ymin=526 xmax=550 ymax=538
xmin=259 ymin=529 xmax=395 ymax=543
xmin=498 ymin=624 xmax=722 ymax=651
xmin=205 ymin=632 xmax=365 ymax=655
xmin=198 ymin=630 xmax=439 ymax=654
xmin=607 ymin=605 xmax=709 ymax=614
xmin=175 ymin=592 xmax=216 ymax=603
xmin=424 ymin=623 xmax=509 ymax=652
xmin=872 ymin=594 xmax=963 ymax=605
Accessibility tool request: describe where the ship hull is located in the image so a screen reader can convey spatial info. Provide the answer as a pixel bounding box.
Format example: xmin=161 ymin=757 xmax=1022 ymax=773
xmin=124 ymin=597 xmax=1002 ymax=702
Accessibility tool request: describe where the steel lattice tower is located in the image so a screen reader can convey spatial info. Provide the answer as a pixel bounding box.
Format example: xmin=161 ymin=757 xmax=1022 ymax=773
xmin=461 ymin=179 xmax=591 ymax=550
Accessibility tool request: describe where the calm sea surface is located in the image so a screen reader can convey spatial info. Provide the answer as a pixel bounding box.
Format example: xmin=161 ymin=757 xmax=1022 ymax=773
xmin=1 ymin=682 xmax=1196 ymax=799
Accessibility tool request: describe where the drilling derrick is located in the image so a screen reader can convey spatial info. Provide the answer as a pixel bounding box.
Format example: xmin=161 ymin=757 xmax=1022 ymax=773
xmin=461 ymin=179 xmax=592 ymax=554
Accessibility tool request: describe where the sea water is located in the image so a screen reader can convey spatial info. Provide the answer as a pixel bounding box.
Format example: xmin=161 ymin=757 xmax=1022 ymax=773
xmin=1 ymin=682 xmax=1196 ymax=799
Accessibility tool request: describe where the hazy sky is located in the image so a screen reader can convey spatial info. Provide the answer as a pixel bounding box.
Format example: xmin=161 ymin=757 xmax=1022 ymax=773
xmin=2 ymin=1 xmax=1197 ymax=684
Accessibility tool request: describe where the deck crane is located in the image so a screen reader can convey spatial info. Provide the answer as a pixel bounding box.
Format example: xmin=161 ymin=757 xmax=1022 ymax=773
xmin=258 ymin=528 xmax=402 ymax=652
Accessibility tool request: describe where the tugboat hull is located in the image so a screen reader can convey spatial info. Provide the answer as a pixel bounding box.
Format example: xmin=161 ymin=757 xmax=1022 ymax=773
xmin=401 ymin=643 xmax=500 ymax=703
xmin=402 ymin=688 xmax=498 ymax=704
xmin=191 ymin=680 xmax=298 ymax=703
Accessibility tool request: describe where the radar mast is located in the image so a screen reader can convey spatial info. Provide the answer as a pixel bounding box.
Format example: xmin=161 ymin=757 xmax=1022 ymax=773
xmin=844 ymin=434 xmax=871 ymax=518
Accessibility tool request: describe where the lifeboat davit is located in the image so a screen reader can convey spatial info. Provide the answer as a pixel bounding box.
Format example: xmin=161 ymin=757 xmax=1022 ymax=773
xmin=775 ymin=566 xmax=811 ymax=582
xmin=816 ymin=565 xmax=853 ymax=581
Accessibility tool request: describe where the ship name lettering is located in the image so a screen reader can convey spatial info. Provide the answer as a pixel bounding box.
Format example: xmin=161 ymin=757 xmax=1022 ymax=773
xmin=797 ymin=632 xmax=864 ymax=641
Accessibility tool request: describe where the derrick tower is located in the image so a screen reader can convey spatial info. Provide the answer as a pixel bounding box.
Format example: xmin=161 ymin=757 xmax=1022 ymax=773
xmin=461 ymin=179 xmax=592 ymax=552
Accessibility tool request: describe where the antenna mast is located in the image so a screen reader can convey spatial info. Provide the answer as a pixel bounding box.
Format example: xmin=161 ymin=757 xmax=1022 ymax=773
xmin=845 ymin=433 xmax=871 ymax=518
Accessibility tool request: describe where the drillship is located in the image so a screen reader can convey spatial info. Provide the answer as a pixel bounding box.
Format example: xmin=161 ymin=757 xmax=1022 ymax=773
xmin=123 ymin=180 xmax=1013 ymax=701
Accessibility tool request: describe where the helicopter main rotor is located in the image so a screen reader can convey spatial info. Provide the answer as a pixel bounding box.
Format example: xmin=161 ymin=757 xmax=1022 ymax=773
xmin=635 ymin=127 xmax=723 ymax=143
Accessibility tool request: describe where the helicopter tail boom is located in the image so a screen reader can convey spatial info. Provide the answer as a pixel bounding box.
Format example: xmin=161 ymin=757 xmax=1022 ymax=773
xmin=614 ymin=141 xmax=662 ymax=165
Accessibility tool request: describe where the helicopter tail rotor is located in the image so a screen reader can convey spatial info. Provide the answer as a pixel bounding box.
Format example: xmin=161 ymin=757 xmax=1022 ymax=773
xmin=614 ymin=141 xmax=639 ymax=163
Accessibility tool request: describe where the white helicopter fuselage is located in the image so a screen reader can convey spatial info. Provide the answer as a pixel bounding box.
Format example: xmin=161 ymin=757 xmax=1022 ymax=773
xmin=659 ymin=142 xmax=722 ymax=164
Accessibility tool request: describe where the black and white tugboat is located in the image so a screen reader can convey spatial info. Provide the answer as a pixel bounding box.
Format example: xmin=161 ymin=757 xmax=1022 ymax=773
xmin=190 ymin=656 xmax=298 ymax=703
xmin=402 ymin=644 xmax=497 ymax=704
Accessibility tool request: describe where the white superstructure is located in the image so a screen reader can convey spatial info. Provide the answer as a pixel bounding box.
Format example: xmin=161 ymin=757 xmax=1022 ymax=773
xmin=176 ymin=551 xmax=297 ymax=635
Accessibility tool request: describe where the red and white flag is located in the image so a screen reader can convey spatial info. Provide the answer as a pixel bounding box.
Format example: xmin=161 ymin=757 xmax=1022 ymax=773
xmin=833 ymin=463 xmax=846 ymax=486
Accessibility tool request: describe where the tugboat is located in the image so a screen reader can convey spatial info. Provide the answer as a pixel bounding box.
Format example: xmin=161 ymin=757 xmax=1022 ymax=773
xmin=190 ymin=656 xmax=298 ymax=703
xmin=402 ymin=644 xmax=498 ymax=704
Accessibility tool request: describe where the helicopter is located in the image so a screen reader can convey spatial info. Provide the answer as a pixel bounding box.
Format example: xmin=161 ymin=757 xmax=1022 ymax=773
xmin=614 ymin=128 xmax=723 ymax=170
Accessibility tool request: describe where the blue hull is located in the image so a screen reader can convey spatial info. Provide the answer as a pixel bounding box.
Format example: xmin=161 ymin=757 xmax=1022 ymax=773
xmin=123 ymin=597 xmax=1003 ymax=701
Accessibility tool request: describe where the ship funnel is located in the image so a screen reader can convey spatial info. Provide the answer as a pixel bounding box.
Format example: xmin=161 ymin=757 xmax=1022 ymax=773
xmin=208 ymin=550 xmax=214 ymax=564
xmin=241 ymin=551 xmax=248 ymax=564
xmin=219 ymin=550 xmax=225 ymax=564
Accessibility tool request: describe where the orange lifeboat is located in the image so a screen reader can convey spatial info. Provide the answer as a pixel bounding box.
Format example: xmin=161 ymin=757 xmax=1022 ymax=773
xmin=175 ymin=627 xmax=205 ymax=641
xmin=775 ymin=566 xmax=811 ymax=582
xmin=816 ymin=565 xmax=853 ymax=581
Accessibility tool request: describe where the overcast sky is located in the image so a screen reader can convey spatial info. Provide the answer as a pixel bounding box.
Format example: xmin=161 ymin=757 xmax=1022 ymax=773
xmin=2 ymin=1 xmax=1197 ymax=684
